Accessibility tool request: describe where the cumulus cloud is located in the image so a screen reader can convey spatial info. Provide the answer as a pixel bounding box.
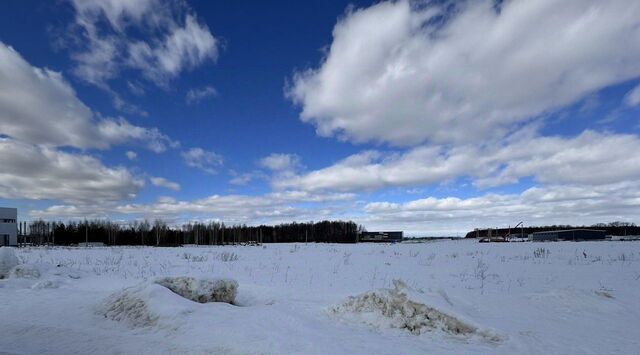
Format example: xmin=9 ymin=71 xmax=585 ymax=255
xmin=150 ymin=177 xmax=181 ymax=191
xmin=126 ymin=151 xmax=137 ymax=160
xmin=259 ymin=153 xmax=301 ymax=172
xmin=27 ymin=180 xmax=640 ymax=235
xmin=229 ymin=174 xmax=253 ymax=186
xmin=624 ymin=83 xmax=640 ymax=107
xmin=0 ymin=138 xmax=143 ymax=204
xmin=277 ymin=130 xmax=640 ymax=192
xmin=1 ymin=42 xmax=100 ymax=148
xmin=31 ymin=190 xmax=355 ymax=225
xmin=288 ymin=0 xmax=640 ymax=146
xmin=181 ymin=148 xmax=223 ymax=174
xmin=0 ymin=42 xmax=177 ymax=151
xmin=362 ymin=182 xmax=640 ymax=235
xmin=97 ymin=118 xmax=178 ymax=153
xmin=473 ymin=131 xmax=640 ymax=188
xmin=68 ymin=0 xmax=218 ymax=87
xmin=186 ymin=86 xmax=217 ymax=104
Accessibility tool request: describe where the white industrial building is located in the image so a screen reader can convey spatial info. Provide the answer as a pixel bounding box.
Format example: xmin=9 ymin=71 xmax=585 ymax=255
xmin=0 ymin=207 xmax=17 ymax=246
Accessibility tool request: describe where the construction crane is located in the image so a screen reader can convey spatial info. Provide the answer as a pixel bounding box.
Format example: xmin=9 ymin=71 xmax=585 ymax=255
xmin=504 ymin=221 xmax=524 ymax=240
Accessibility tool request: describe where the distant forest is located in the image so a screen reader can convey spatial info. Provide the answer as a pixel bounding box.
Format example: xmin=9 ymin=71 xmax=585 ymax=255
xmin=21 ymin=219 xmax=363 ymax=246
xmin=464 ymin=222 xmax=639 ymax=238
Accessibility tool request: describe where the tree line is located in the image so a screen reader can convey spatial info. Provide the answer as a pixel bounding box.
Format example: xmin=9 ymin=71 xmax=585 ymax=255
xmin=20 ymin=219 xmax=364 ymax=246
xmin=465 ymin=221 xmax=640 ymax=238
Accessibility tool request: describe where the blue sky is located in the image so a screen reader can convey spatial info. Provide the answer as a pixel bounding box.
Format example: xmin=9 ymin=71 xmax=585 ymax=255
xmin=1 ymin=0 xmax=640 ymax=235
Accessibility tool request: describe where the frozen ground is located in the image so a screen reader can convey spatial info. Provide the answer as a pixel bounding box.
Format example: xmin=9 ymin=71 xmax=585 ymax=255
xmin=1 ymin=240 xmax=639 ymax=354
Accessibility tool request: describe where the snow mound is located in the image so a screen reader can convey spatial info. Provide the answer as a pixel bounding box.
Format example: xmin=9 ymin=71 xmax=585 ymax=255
xmin=32 ymin=279 xmax=61 ymax=289
xmin=100 ymin=282 xmax=196 ymax=328
xmin=10 ymin=264 xmax=41 ymax=279
xmin=99 ymin=277 xmax=238 ymax=328
xmin=155 ymin=276 xmax=238 ymax=304
xmin=0 ymin=247 xmax=19 ymax=279
xmin=331 ymin=280 xmax=499 ymax=341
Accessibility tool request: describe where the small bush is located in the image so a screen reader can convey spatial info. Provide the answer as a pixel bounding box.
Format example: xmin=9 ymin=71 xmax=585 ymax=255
xmin=533 ymin=248 xmax=550 ymax=259
xmin=217 ymin=251 xmax=238 ymax=262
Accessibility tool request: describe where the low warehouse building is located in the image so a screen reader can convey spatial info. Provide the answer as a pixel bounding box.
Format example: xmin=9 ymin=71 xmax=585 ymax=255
xmin=359 ymin=231 xmax=403 ymax=243
xmin=530 ymin=229 xmax=606 ymax=242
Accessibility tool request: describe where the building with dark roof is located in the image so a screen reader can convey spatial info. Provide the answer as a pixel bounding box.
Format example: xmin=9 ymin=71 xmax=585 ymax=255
xmin=359 ymin=231 xmax=403 ymax=243
xmin=529 ymin=229 xmax=606 ymax=242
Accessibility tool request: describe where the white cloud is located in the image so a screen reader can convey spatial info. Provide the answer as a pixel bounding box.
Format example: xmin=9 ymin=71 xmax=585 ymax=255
xmin=0 ymin=42 xmax=101 ymax=148
xmin=68 ymin=0 xmax=218 ymax=87
xmin=277 ymin=130 xmax=640 ymax=192
xmin=186 ymin=86 xmax=217 ymax=104
xmin=0 ymin=138 xmax=143 ymax=204
xmin=127 ymin=81 xmax=145 ymax=96
xmin=229 ymin=173 xmax=254 ymax=186
xmin=362 ymin=182 xmax=640 ymax=235
xmin=181 ymin=148 xmax=223 ymax=174
xmin=624 ymin=83 xmax=640 ymax=107
xmin=97 ymin=118 xmax=178 ymax=153
xmin=111 ymin=92 xmax=148 ymax=117
xmin=26 ymin=180 xmax=640 ymax=235
xmin=473 ymin=131 xmax=640 ymax=188
xmin=288 ymin=0 xmax=640 ymax=146
xmin=126 ymin=151 xmax=137 ymax=160
xmin=259 ymin=153 xmax=301 ymax=171
xmin=0 ymin=42 xmax=177 ymax=151
xmin=31 ymin=190 xmax=355 ymax=225
xmin=150 ymin=176 xmax=181 ymax=191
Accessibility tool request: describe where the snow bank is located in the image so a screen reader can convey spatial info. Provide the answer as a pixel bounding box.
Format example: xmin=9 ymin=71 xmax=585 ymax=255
xmin=155 ymin=276 xmax=238 ymax=304
xmin=100 ymin=282 xmax=196 ymax=328
xmin=331 ymin=280 xmax=499 ymax=341
xmin=99 ymin=277 xmax=238 ymax=328
xmin=0 ymin=247 xmax=19 ymax=278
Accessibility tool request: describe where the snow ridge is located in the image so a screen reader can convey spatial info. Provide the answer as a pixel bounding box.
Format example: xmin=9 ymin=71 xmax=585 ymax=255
xmin=331 ymin=279 xmax=500 ymax=342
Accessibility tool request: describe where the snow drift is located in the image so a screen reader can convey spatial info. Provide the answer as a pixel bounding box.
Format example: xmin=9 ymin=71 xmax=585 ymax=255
xmin=331 ymin=280 xmax=499 ymax=341
xmin=0 ymin=247 xmax=19 ymax=279
xmin=99 ymin=277 xmax=238 ymax=328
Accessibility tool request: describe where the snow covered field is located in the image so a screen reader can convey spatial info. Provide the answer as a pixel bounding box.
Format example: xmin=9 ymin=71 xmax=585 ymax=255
xmin=1 ymin=240 xmax=639 ymax=354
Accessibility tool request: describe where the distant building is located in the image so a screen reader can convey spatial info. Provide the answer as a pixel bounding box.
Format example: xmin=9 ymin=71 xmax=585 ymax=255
xmin=359 ymin=231 xmax=403 ymax=243
xmin=530 ymin=229 xmax=606 ymax=242
xmin=0 ymin=207 xmax=17 ymax=246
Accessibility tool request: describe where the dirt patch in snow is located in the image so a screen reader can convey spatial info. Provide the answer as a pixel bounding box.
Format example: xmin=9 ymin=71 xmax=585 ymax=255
xmin=155 ymin=276 xmax=238 ymax=304
xmin=331 ymin=280 xmax=500 ymax=341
